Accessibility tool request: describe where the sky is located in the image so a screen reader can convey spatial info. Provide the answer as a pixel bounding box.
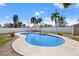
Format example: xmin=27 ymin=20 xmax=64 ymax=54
xmin=0 ymin=3 xmax=79 ymax=26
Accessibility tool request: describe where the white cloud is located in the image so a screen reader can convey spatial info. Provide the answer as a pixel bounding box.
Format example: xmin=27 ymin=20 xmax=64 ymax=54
xmin=3 ymin=16 xmax=10 ymax=23
xmin=5 ymin=16 xmax=9 ymax=19
xmin=34 ymin=12 xmax=40 ymax=16
xmin=40 ymin=10 xmax=44 ymax=14
xmin=34 ymin=10 xmax=45 ymax=16
xmin=66 ymin=18 xmax=78 ymax=26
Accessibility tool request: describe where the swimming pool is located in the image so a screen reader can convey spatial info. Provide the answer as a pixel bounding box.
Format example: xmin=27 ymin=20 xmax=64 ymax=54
xmin=22 ymin=33 xmax=64 ymax=47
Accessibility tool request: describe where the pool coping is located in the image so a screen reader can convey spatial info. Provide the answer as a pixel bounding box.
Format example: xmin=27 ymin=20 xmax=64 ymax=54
xmin=12 ymin=33 xmax=79 ymax=56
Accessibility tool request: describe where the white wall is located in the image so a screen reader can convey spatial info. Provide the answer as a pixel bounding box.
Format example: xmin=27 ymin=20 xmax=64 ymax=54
xmin=0 ymin=26 xmax=72 ymax=34
xmin=40 ymin=27 xmax=72 ymax=33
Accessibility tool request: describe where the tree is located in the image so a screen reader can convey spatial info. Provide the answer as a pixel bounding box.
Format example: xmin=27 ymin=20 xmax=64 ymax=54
xmin=51 ymin=10 xmax=67 ymax=34
xmin=59 ymin=15 xmax=67 ymax=27
xmin=23 ymin=24 xmax=26 ymax=26
xmin=51 ymin=10 xmax=60 ymax=33
xmin=51 ymin=10 xmax=60 ymax=27
xmin=13 ymin=15 xmax=19 ymax=27
xmin=51 ymin=10 xmax=60 ymax=32
xmin=37 ymin=18 xmax=43 ymax=24
xmin=51 ymin=10 xmax=66 ymax=27
xmin=31 ymin=17 xmax=37 ymax=25
xmin=37 ymin=18 xmax=43 ymax=29
xmin=18 ymin=21 xmax=22 ymax=27
xmin=9 ymin=23 xmax=14 ymax=28
xmin=31 ymin=17 xmax=43 ymax=27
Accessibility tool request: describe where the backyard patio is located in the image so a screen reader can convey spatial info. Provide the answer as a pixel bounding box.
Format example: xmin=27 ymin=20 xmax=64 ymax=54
xmin=0 ymin=27 xmax=79 ymax=56
xmin=0 ymin=3 xmax=79 ymax=56
xmin=12 ymin=33 xmax=79 ymax=56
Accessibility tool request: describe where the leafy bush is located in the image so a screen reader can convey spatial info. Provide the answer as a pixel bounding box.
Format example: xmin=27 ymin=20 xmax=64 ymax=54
xmin=10 ymin=32 xmax=15 ymax=37
xmin=57 ymin=32 xmax=63 ymax=36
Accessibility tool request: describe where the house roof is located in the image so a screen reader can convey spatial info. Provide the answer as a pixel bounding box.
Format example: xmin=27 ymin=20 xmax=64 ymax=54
xmin=72 ymin=23 xmax=79 ymax=26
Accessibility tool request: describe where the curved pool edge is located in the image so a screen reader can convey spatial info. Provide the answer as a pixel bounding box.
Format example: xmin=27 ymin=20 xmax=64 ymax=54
xmin=24 ymin=33 xmax=65 ymax=47
xmin=12 ymin=33 xmax=26 ymax=56
xmin=12 ymin=33 xmax=79 ymax=56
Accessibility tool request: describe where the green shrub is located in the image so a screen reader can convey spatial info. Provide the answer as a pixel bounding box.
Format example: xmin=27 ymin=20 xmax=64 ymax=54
xmin=10 ymin=32 xmax=15 ymax=37
xmin=57 ymin=32 xmax=63 ymax=36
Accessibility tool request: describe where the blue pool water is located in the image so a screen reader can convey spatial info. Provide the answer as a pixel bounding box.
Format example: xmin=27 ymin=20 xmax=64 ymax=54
xmin=22 ymin=33 xmax=64 ymax=47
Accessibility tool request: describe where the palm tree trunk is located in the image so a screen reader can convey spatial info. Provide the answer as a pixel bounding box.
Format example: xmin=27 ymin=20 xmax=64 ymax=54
xmin=55 ymin=20 xmax=59 ymax=33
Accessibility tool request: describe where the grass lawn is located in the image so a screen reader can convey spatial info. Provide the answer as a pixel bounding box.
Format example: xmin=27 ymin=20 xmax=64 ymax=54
xmin=0 ymin=34 xmax=13 ymax=46
xmin=62 ymin=33 xmax=79 ymax=42
xmin=41 ymin=32 xmax=79 ymax=42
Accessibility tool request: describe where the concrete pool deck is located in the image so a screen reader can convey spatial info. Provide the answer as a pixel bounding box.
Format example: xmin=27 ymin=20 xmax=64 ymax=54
xmin=12 ymin=33 xmax=79 ymax=56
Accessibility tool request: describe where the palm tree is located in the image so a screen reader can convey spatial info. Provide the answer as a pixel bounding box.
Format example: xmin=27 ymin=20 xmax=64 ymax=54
xmin=13 ymin=15 xmax=19 ymax=27
xmin=37 ymin=18 xmax=43 ymax=25
xmin=31 ymin=17 xmax=37 ymax=25
xmin=9 ymin=23 xmax=14 ymax=28
xmin=51 ymin=10 xmax=60 ymax=27
xmin=51 ymin=10 xmax=67 ymax=34
xmin=51 ymin=10 xmax=60 ymax=33
xmin=23 ymin=24 xmax=26 ymax=26
xmin=18 ymin=21 xmax=22 ymax=27
xmin=36 ymin=18 xmax=43 ymax=33
xmin=59 ymin=15 xmax=67 ymax=27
